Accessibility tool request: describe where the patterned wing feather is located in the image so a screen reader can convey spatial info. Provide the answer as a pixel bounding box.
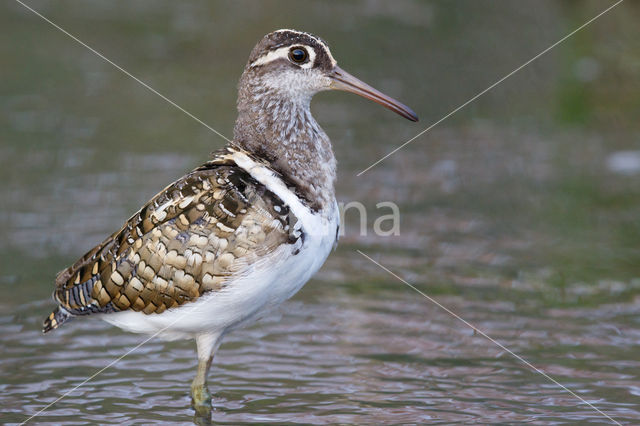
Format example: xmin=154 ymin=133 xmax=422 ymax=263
xmin=44 ymin=151 xmax=300 ymax=331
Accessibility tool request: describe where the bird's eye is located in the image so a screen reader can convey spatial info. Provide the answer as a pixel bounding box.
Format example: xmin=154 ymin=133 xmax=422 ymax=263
xmin=289 ymin=48 xmax=308 ymax=63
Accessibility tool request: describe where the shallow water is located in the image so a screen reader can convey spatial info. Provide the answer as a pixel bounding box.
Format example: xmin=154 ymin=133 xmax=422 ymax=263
xmin=3 ymin=280 xmax=640 ymax=424
xmin=2 ymin=1 xmax=640 ymax=424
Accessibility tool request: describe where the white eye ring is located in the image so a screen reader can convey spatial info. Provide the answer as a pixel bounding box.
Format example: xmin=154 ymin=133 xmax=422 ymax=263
xmin=250 ymin=46 xmax=316 ymax=69
xmin=295 ymin=46 xmax=317 ymax=69
xmin=289 ymin=47 xmax=308 ymax=63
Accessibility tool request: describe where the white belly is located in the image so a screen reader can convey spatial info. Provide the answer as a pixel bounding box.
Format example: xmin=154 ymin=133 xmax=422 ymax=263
xmin=102 ymin=203 xmax=338 ymax=340
xmin=102 ymin=151 xmax=339 ymax=340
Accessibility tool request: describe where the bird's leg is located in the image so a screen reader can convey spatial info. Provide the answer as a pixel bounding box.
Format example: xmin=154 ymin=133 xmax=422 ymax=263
xmin=191 ymin=359 xmax=213 ymax=409
xmin=191 ymin=333 xmax=219 ymax=416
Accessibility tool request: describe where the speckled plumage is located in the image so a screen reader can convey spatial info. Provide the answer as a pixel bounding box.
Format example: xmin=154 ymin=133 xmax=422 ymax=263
xmin=233 ymin=31 xmax=337 ymax=211
xmin=44 ymin=147 xmax=302 ymax=332
xmin=42 ymin=28 xmax=417 ymax=416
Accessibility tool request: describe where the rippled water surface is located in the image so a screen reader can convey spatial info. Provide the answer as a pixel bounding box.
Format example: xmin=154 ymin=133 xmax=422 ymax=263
xmin=2 ymin=1 xmax=640 ymax=424
xmin=3 ymin=290 xmax=640 ymax=424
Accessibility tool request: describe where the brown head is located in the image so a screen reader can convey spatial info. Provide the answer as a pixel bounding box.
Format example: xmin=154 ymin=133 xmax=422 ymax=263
xmin=233 ymin=29 xmax=418 ymax=210
xmin=236 ymin=29 xmax=418 ymax=123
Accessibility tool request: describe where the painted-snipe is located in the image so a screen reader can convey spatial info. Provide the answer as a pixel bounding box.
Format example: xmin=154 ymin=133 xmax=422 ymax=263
xmin=43 ymin=29 xmax=418 ymax=416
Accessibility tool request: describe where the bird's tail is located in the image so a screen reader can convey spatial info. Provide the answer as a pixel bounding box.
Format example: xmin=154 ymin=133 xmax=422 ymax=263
xmin=43 ymin=306 xmax=71 ymax=333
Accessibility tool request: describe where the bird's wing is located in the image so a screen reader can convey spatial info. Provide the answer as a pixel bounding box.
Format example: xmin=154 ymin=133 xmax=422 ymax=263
xmin=50 ymin=149 xmax=301 ymax=318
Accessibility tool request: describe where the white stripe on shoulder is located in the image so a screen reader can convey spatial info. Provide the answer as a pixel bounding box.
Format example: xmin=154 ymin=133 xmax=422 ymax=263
xmin=231 ymin=150 xmax=319 ymax=228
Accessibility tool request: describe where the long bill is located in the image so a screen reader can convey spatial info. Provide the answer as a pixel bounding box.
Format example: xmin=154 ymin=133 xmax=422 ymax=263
xmin=329 ymin=66 xmax=419 ymax=122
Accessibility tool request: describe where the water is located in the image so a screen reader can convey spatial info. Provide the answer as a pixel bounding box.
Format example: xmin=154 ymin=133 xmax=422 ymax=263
xmin=2 ymin=1 xmax=640 ymax=424
xmin=3 ymin=283 xmax=640 ymax=424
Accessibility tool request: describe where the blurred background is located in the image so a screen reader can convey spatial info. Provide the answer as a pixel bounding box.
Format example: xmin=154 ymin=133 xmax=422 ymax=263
xmin=1 ymin=0 xmax=639 ymax=423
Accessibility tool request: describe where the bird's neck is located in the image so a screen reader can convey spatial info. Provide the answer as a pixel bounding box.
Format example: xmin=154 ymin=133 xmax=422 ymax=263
xmin=232 ymin=85 xmax=336 ymax=212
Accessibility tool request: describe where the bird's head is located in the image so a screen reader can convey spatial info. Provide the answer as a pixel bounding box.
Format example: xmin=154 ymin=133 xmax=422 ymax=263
xmin=239 ymin=29 xmax=418 ymax=122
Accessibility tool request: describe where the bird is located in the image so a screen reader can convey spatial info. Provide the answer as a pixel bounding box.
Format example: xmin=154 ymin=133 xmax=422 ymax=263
xmin=43 ymin=29 xmax=418 ymax=414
